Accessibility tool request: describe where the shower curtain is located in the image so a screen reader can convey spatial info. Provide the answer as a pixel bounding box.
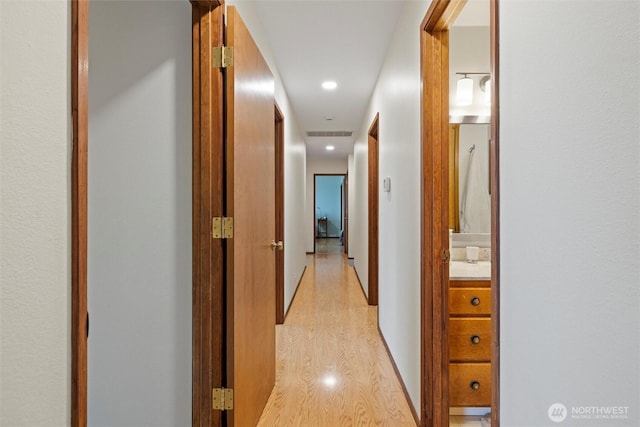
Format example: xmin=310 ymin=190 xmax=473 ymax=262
xmin=460 ymin=147 xmax=491 ymax=233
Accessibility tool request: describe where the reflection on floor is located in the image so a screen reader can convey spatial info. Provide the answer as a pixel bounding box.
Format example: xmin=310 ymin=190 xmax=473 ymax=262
xmin=257 ymin=253 xmax=416 ymax=426
xmin=315 ymin=237 xmax=344 ymax=255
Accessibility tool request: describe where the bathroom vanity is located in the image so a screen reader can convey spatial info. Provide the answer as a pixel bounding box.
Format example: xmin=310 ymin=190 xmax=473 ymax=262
xmin=449 ymin=261 xmax=492 ymax=408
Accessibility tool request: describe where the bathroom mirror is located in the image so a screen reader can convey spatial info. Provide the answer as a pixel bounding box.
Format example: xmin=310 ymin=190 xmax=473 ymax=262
xmin=449 ymin=116 xmax=491 ymax=233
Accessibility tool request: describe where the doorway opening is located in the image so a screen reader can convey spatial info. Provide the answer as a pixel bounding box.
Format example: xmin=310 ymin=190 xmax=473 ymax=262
xmin=275 ymin=104 xmax=285 ymax=325
xmin=420 ymin=1 xmax=500 ymax=426
xmin=313 ymin=174 xmax=347 ymax=255
xmin=71 ymin=1 xmax=227 ymax=425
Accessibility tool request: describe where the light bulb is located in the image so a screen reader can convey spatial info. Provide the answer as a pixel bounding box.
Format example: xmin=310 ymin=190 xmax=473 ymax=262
xmin=456 ymin=77 xmax=473 ymax=106
xmin=322 ymin=81 xmax=337 ymax=90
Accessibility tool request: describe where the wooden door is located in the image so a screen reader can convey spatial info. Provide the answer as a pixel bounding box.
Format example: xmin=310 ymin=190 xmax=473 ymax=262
xmin=225 ymin=6 xmax=276 ymax=426
xmin=368 ymin=115 xmax=379 ymax=306
xmin=275 ymin=104 xmax=285 ymax=325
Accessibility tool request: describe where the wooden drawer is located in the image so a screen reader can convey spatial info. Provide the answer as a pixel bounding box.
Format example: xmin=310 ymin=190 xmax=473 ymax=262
xmin=449 ymin=318 xmax=491 ymax=362
xmin=449 ymin=288 xmax=491 ymax=316
xmin=450 ymin=280 xmax=490 ymax=288
xmin=450 ymin=363 xmax=491 ymax=407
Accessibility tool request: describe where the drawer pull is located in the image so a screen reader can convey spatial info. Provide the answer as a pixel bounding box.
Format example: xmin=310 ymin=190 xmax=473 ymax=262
xmin=470 ymin=335 xmax=481 ymax=344
xmin=470 ymin=381 xmax=480 ymax=390
xmin=470 ymin=296 xmax=481 ymax=306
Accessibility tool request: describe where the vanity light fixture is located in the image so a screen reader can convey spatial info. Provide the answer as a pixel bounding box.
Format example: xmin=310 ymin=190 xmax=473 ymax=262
xmin=480 ymin=75 xmax=491 ymax=106
xmin=326 ymin=145 xmax=335 ymax=151
xmin=456 ymin=72 xmax=491 ymax=106
xmin=321 ymin=81 xmax=337 ymax=90
xmin=456 ymin=74 xmax=474 ymax=106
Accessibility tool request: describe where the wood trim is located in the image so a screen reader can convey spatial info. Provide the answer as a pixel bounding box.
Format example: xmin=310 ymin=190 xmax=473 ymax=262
xmin=344 ymin=173 xmax=349 ymax=255
xmin=191 ymin=3 xmax=224 ymax=426
xmin=490 ymin=0 xmax=500 ymax=425
xmin=190 ymin=0 xmax=222 ymax=6
xmin=420 ymin=2 xmax=467 ymax=426
xmin=449 ymin=124 xmax=460 ymax=232
xmin=420 ymin=27 xmax=450 ymax=427
xmin=378 ymin=325 xmax=420 ymax=425
xmin=189 ymin=0 xmax=224 ymax=6
xmin=275 ymin=103 xmax=285 ymax=325
xmin=284 ymin=266 xmax=307 ymax=321
xmin=422 ymin=0 xmax=467 ymax=32
xmin=71 ymin=0 xmax=89 ymax=425
xmin=367 ymin=113 xmax=379 ymax=307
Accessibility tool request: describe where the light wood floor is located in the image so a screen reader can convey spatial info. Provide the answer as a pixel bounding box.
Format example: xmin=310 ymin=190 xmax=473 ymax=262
xmin=257 ymin=253 xmax=417 ymax=426
xmin=315 ymin=237 xmax=344 ymax=254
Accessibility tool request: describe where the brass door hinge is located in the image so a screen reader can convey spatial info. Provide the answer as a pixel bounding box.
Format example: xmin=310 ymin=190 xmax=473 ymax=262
xmin=212 ymin=217 xmax=234 ymax=239
xmin=212 ymin=387 xmax=233 ymax=410
xmin=212 ymin=46 xmax=233 ymax=68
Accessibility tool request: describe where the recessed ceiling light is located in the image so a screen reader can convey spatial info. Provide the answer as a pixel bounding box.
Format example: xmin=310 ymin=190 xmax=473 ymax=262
xmin=326 ymin=145 xmax=335 ymax=151
xmin=322 ymin=81 xmax=337 ymax=90
xmin=324 ymin=116 xmax=335 ymax=121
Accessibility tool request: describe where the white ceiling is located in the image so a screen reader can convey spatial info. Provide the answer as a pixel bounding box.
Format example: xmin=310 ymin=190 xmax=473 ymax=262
xmin=253 ymin=0 xmax=405 ymax=159
xmin=252 ymin=0 xmax=490 ymax=160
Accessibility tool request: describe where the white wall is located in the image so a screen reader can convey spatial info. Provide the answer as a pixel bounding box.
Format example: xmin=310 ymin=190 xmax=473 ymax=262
xmin=347 ymin=154 xmax=355 ymax=258
xmin=87 ymin=2 xmax=191 ymax=425
xmin=449 ymin=26 xmax=491 ymax=117
xmin=305 ymin=158 xmax=349 ymax=252
xmin=352 ymin=141 xmax=369 ymax=294
xmin=351 ymin=0 xmax=429 ymax=414
xmin=227 ymin=1 xmax=307 ymax=313
xmin=500 ymin=2 xmax=640 ymax=426
xmin=0 ymin=1 xmax=70 ymax=425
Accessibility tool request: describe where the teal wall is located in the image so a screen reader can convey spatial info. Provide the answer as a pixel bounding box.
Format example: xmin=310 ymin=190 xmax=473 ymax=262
xmin=315 ymin=175 xmax=344 ymax=238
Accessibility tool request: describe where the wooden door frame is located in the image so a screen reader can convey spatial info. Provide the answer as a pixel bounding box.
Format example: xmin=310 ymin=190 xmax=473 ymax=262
xmin=419 ymin=1 xmax=500 ymax=426
xmin=313 ymin=173 xmax=347 ymax=253
xmin=70 ymin=1 xmax=225 ymax=426
xmin=275 ymin=103 xmax=285 ymax=325
xmin=191 ymin=2 xmax=225 ymax=426
xmin=367 ymin=114 xmax=379 ymax=306
xmin=344 ymin=173 xmax=349 ymax=255
xmin=71 ymin=1 xmax=89 ymax=424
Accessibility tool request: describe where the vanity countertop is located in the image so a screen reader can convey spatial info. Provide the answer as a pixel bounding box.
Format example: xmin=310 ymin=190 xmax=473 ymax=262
xmin=449 ymin=260 xmax=491 ymax=280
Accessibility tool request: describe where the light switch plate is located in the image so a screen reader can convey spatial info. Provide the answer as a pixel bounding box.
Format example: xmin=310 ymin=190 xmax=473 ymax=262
xmin=383 ymin=177 xmax=391 ymax=192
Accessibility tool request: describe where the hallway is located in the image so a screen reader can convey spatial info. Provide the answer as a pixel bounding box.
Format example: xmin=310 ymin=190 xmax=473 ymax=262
xmin=257 ymin=253 xmax=416 ymax=426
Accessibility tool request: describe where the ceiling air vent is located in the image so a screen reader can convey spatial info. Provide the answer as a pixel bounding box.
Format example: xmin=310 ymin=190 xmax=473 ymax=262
xmin=306 ymin=131 xmax=352 ymax=137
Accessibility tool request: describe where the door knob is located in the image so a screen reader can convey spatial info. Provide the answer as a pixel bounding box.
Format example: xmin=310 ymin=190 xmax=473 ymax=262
xmin=270 ymin=240 xmax=284 ymax=251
